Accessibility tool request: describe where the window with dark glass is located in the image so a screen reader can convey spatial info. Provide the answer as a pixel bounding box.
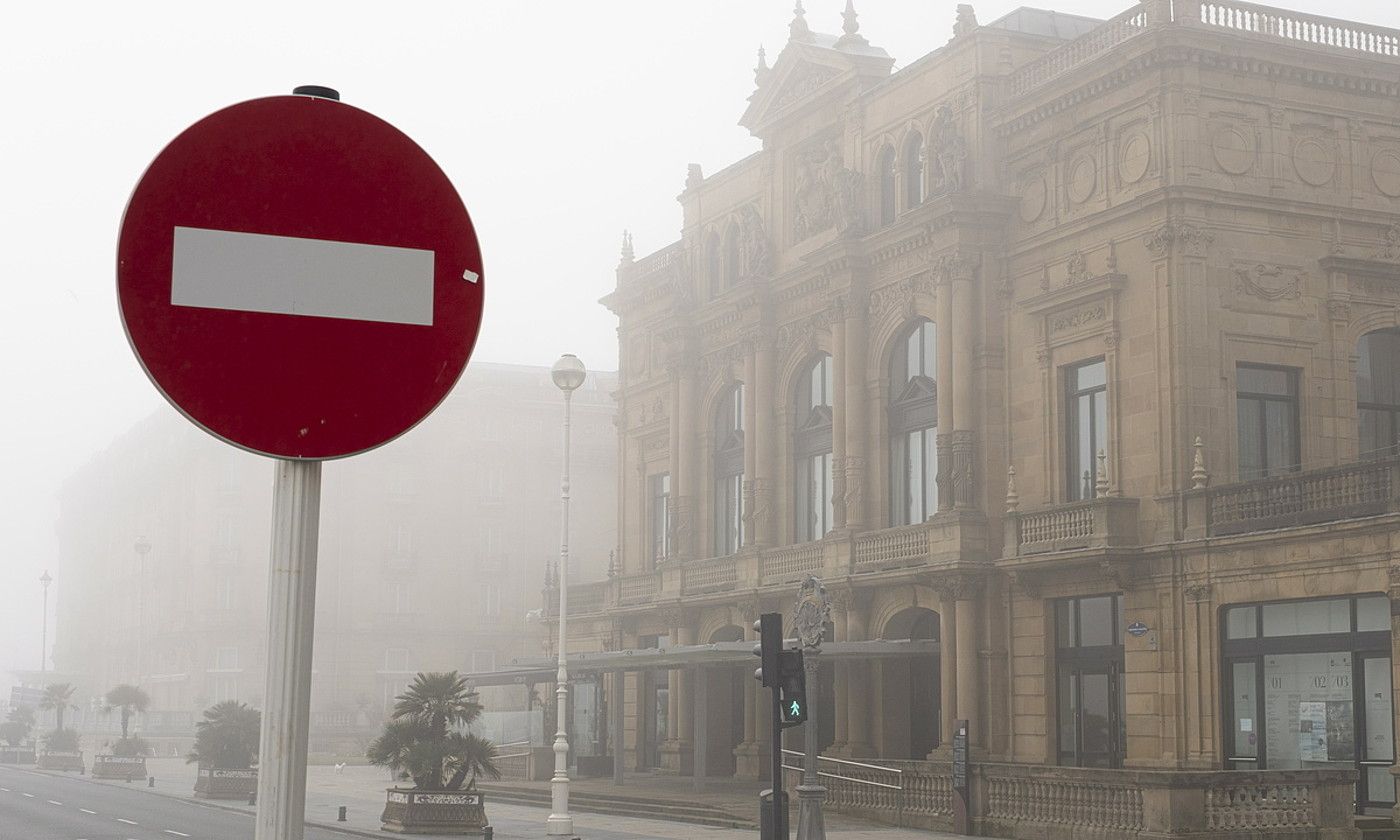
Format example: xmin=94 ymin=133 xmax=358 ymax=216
xmin=1055 ymin=594 xmax=1125 ymax=768
xmin=1223 ymin=594 xmax=1393 ymax=812
xmin=1064 ymin=359 xmax=1107 ymax=501
xmin=889 ymin=320 xmax=937 ymax=525
xmin=795 ymin=355 xmax=834 ymax=541
xmin=1236 ymin=364 xmax=1300 ymax=481
xmin=723 ymin=223 xmax=741 ymax=291
xmin=714 ymin=384 xmax=745 ymax=555
xmin=649 ymin=472 xmax=670 ymax=565
xmin=1358 ymin=329 xmax=1400 ymax=459
xmin=878 ymin=145 xmax=897 ymax=227
xmin=903 ymin=131 xmax=923 ymax=210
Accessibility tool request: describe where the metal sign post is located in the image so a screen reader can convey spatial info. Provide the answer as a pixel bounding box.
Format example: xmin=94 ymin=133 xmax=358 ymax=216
xmin=953 ymin=719 xmax=970 ymax=836
xmin=793 ymin=576 xmax=830 ymax=840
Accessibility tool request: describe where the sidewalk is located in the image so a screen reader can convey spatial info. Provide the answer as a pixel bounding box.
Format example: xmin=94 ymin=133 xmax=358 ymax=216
xmin=74 ymin=757 xmax=967 ymax=839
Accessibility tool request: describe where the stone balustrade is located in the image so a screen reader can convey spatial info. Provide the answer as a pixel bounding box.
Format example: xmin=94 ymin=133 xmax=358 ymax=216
xmin=1004 ymin=496 xmax=1140 ymax=556
xmin=552 ymin=516 xmax=985 ymax=616
xmin=1007 ymin=3 xmax=1152 ymax=97
xmin=1185 ymin=457 xmax=1400 ymax=538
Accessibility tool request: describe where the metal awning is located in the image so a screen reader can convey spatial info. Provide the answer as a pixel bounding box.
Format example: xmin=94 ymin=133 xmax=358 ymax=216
xmin=462 ymin=639 xmax=938 ymax=688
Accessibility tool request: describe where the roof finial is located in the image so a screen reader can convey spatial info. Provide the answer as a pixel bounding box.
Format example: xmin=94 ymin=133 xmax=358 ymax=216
xmin=837 ymin=0 xmax=868 ymax=47
xmin=754 ymin=45 xmax=770 ymax=85
xmin=619 ymin=230 xmax=634 ymax=266
xmin=1005 ymin=465 xmax=1020 ymax=513
xmin=789 ymin=1 xmax=812 ymax=42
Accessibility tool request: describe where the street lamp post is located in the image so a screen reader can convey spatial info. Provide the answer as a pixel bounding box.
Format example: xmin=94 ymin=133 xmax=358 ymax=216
xmin=547 ymin=353 xmax=586 ymax=837
xmin=39 ymin=570 xmax=52 ymax=672
xmin=134 ymin=536 xmax=151 ymax=686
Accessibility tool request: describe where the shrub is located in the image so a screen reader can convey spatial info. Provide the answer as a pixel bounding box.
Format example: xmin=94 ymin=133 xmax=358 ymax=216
xmin=43 ymin=728 xmax=80 ymax=753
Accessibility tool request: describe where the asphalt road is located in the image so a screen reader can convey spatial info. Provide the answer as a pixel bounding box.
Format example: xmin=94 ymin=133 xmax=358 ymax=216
xmin=0 ymin=766 xmax=352 ymax=840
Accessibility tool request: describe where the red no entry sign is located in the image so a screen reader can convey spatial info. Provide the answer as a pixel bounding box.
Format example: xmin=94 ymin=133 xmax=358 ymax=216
xmin=117 ymin=94 xmax=483 ymax=459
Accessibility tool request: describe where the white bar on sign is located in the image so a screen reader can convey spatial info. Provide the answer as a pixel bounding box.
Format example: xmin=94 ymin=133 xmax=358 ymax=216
xmin=171 ymin=227 xmax=434 ymax=325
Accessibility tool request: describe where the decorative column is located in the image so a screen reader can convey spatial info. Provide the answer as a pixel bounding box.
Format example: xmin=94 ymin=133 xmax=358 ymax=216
xmin=842 ymin=294 xmax=869 ymax=530
xmin=676 ymin=623 xmax=696 ymax=775
xmin=935 ymin=265 xmax=955 ymax=512
xmin=753 ymin=334 xmax=778 ymax=546
xmin=828 ymin=591 xmax=851 ymax=754
xmin=735 ymin=602 xmax=762 ymax=778
xmin=844 ymin=592 xmax=873 ymax=757
xmin=667 ymin=363 xmax=685 ymax=561
xmin=938 ymin=589 xmax=957 ymax=748
xmin=945 ymin=253 xmax=979 ymax=512
xmin=950 ymin=575 xmax=984 ymax=748
xmin=676 ymin=361 xmax=700 ymax=559
xmin=832 ymin=313 xmax=849 ymax=531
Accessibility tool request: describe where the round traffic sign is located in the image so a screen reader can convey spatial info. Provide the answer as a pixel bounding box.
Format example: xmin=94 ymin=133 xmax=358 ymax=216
xmin=117 ymin=94 xmax=482 ymax=459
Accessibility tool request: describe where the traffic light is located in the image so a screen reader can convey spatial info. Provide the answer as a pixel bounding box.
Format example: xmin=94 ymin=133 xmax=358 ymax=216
xmin=752 ymin=612 xmax=782 ymax=688
xmin=777 ymin=648 xmax=807 ymax=727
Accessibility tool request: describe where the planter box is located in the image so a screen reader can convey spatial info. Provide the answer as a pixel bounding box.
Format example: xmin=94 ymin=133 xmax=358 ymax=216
xmin=381 ymin=788 xmax=489 ymax=835
xmin=92 ymin=755 xmax=147 ymax=780
xmin=0 ymin=746 xmax=36 ymax=765
xmin=193 ymin=766 xmax=258 ymax=799
xmin=37 ymin=751 xmax=84 ymax=773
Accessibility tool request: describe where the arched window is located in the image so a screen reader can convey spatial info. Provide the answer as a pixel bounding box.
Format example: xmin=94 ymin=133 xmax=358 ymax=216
xmin=723 ymin=222 xmax=742 ymax=291
xmin=714 ymin=384 xmax=746 ymax=555
xmin=903 ymin=131 xmax=924 ymax=210
xmin=1358 ymin=328 xmax=1400 ymax=459
xmin=889 ymin=320 xmax=937 ymax=525
xmin=794 ymin=355 xmax=835 ymax=541
xmin=878 ymin=145 xmax=897 ymax=227
xmin=706 ymin=230 xmax=722 ymax=297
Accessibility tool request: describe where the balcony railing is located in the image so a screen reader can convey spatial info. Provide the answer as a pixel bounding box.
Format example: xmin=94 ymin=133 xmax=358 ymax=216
xmin=681 ymin=556 xmax=738 ymax=594
xmin=1005 ymin=496 xmax=1141 ymax=556
xmin=1190 ymin=457 xmax=1400 ymax=537
xmin=853 ymin=523 xmax=932 ymax=571
xmin=1007 ymin=3 xmax=1151 ymax=97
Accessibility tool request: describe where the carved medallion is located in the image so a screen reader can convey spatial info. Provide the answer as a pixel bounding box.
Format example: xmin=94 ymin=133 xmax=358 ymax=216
xmin=793 ymin=575 xmax=831 ymax=649
xmin=1372 ymin=149 xmax=1400 ymax=198
xmin=1212 ymin=126 xmax=1255 ymax=175
xmin=1292 ymin=138 xmax=1335 ymax=187
xmin=1019 ymin=173 xmax=1046 ymax=222
xmin=1119 ymin=131 xmax=1151 ymax=185
xmin=1068 ymin=155 xmax=1097 ymax=204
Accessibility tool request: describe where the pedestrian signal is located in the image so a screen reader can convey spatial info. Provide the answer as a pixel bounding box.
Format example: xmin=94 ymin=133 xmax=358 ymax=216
xmin=777 ymin=648 xmax=807 ymax=727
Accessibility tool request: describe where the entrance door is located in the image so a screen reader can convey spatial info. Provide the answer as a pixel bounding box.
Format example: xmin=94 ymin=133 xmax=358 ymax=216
xmin=1359 ymin=654 xmax=1395 ymax=811
xmin=641 ymin=672 xmax=667 ymax=770
xmin=1058 ymin=665 xmax=1124 ymax=768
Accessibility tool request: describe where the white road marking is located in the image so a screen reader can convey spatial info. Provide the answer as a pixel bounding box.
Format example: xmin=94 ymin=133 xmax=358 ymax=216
xmin=164 ymin=831 xmax=191 ymax=837
xmin=47 ymin=799 xmax=62 ymax=805
xmin=0 ymin=786 xmax=8 ymax=791
xmin=171 ymin=226 xmax=436 ymax=325
xmin=80 ymin=808 xmax=97 ymax=814
xmin=116 ymin=817 xmax=138 ymax=825
xmin=21 ymin=792 xmax=33 ymax=797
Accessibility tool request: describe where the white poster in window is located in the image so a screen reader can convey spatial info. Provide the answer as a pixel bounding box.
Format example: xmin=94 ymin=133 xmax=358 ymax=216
xmin=1299 ymin=701 xmax=1328 ymax=762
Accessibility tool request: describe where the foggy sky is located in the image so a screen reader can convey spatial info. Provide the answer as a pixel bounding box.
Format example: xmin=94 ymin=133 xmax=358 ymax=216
xmin=3 ymin=0 xmax=1396 ymax=689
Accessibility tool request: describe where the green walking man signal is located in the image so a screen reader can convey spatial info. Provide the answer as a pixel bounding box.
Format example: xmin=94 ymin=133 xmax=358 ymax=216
xmin=753 ymin=614 xmax=807 ymax=728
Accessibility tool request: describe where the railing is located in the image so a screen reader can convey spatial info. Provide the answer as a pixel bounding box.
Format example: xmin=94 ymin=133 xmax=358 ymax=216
xmin=618 ymin=573 xmax=658 ymax=604
xmin=760 ymin=543 xmax=822 ymax=585
xmin=620 ymin=241 xmax=684 ymax=286
xmin=984 ymin=769 xmax=1144 ymax=831
xmin=311 ymin=711 xmax=354 ymax=729
xmin=781 ymin=750 xmax=912 ymax=826
xmin=1008 ymin=3 xmax=1151 ymax=97
xmin=1207 ymin=780 xmax=1314 ymax=831
xmin=853 ymin=524 xmax=929 ymax=571
xmin=1183 ymin=0 xmax=1400 ymax=57
xmin=682 ymin=556 xmax=737 ymax=594
xmin=1005 ymin=496 xmax=1140 ymax=555
xmin=493 ymin=740 xmax=532 ymax=780
xmin=1200 ymin=457 xmax=1397 ymax=536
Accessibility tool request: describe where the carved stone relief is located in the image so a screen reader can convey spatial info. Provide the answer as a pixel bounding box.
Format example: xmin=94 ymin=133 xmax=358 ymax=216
xmin=868 ymin=275 xmax=932 ymax=323
xmin=1231 ymin=263 xmax=1304 ymax=302
xmin=1067 ymin=154 xmax=1097 ymax=204
xmin=793 ymin=137 xmax=862 ymax=242
xmin=1048 ymin=303 xmax=1106 ymax=335
xmin=1371 ymin=148 xmax=1400 ymax=198
xmin=929 ymin=105 xmax=969 ymax=194
xmin=1292 ymin=136 xmax=1336 ymax=187
xmin=1211 ymin=124 xmax=1256 ymax=175
xmin=775 ymin=64 xmax=840 ymax=110
xmin=1144 ymin=219 xmax=1214 ymax=257
xmin=1019 ymin=171 xmax=1047 ymax=223
xmin=1118 ymin=130 xmax=1151 ymax=185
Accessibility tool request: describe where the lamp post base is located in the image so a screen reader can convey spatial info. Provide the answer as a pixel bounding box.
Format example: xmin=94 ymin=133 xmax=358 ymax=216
xmin=795 ymin=783 xmax=827 ymax=840
xmin=545 ymin=813 xmax=574 ymax=836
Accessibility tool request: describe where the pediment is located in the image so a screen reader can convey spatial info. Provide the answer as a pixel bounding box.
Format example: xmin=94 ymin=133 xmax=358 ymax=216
xmin=741 ymin=40 xmax=893 ymax=137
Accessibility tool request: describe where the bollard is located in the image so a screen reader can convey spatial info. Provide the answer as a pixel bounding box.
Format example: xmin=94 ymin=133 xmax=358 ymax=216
xmin=338 ymin=806 xmax=347 ymax=822
xmin=148 ymin=776 xmax=155 ymax=788
xmin=248 ymin=791 xmax=257 ymax=806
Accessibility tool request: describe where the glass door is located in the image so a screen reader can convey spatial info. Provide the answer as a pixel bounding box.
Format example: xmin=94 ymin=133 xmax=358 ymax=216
xmin=1359 ymin=654 xmax=1395 ymax=812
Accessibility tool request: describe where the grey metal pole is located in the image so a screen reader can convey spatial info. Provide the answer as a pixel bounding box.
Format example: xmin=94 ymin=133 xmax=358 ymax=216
xmin=795 ymin=646 xmax=826 ymax=840
xmin=254 ymin=458 xmax=322 ymax=840
xmin=40 ymin=571 xmax=51 ymax=673
xmin=547 ymin=388 xmax=574 ymax=835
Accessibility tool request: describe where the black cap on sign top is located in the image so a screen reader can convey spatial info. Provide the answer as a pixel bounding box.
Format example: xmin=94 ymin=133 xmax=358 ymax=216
xmin=293 ymin=85 xmax=340 ymax=101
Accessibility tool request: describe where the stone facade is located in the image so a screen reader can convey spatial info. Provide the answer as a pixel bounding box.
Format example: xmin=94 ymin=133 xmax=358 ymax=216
xmin=558 ymin=1 xmax=1400 ymax=833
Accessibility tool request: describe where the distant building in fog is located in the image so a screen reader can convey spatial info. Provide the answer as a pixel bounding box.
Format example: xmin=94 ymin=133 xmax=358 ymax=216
xmin=51 ymin=361 xmax=615 ymax=747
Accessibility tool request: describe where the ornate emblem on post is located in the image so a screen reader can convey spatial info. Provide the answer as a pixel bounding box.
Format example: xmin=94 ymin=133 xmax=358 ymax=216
xmin=794 ymin=575 xmax=831 ymax=649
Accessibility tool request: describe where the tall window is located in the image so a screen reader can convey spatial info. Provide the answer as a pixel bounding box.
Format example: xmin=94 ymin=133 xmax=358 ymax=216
xmin=878 ymin=145 xmax=897 ymax=227
xmin=649 ymin=472 xmax=671 ymax=564
xmin=903 ymin=131 xmax=924 ymax=210
xmin=706 ymin=230 xmax=722 ymax=297
xmin=1358 ymin=329 xmax=1400 ymax=459
xmin=890 ymin=320 xmax=937 ymax=524
xmin=714 ymin=384 xmax=745 ymax=555
xmin=723 ymin=223 xmax=741 ymax=292
xmin=1056 ymin=594 xmax=1125 ymax=768
xmin=795 ymin=355 xmax=835 ymax=541
xmin=1065 ymin=359 xmax=1107 ymax=500
xmin=1237 ymin=364 xmax=1300 ymax=480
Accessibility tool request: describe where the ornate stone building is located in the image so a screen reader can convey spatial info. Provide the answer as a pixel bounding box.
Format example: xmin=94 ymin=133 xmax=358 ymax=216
xmin=526 ymin=0 xmax=1400 ymax=834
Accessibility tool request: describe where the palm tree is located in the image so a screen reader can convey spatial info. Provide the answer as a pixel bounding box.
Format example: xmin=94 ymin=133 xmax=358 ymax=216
xmin=187 ymin=700 xmax=261 ymax=769
xmin=367 ymin=671 xmax=500 ymax=791
xmin=39 ymin=683 xmax=76 ymax=732
xmin=103 ymin=684 xmax=150 ymax=741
